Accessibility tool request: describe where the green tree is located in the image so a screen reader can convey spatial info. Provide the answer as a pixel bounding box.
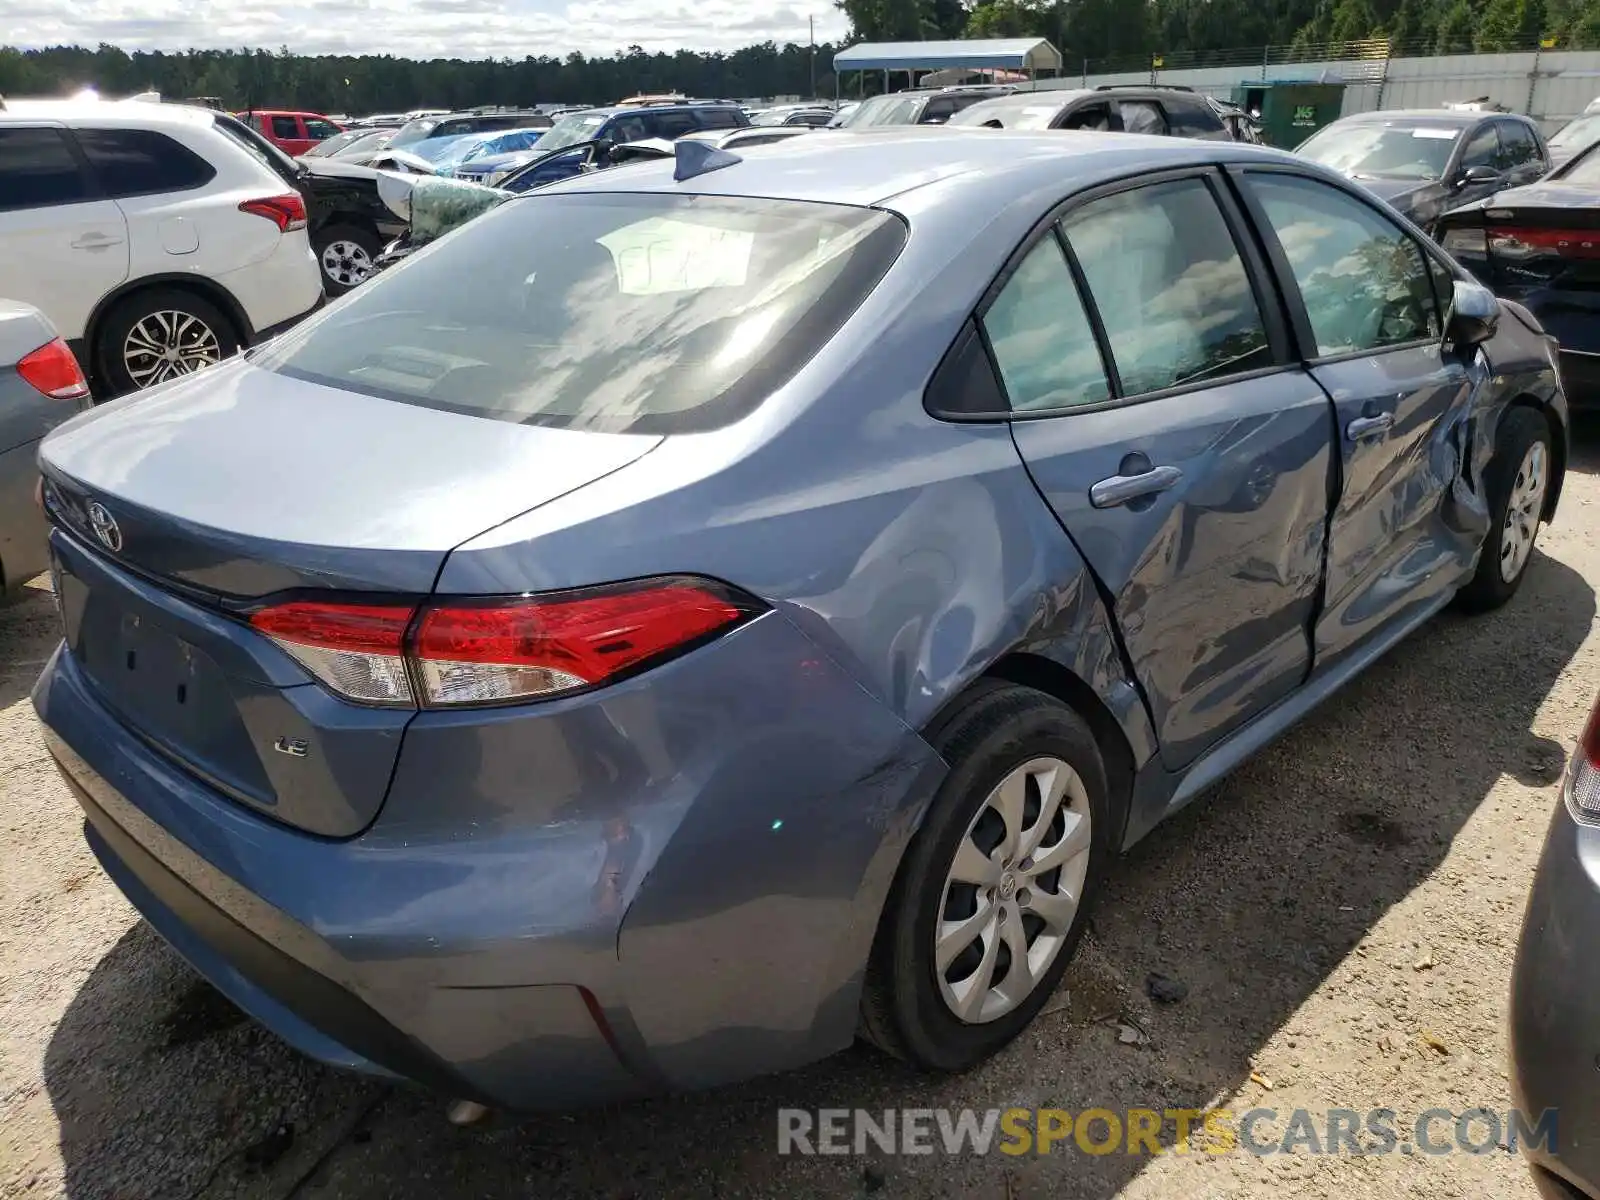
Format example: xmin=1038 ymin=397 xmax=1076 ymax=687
xmin=1477 ymin=0 xmax=1543 ymax=48
xmin=1434 ymin=0 xmax=1478 ymax=49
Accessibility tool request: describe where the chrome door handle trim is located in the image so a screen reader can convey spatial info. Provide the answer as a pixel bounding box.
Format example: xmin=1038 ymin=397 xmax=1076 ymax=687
xmin=1347 ymin=413 xmax=1395 ymax=441
xmin=1089 ymin=465 xmax=1183 ymax=509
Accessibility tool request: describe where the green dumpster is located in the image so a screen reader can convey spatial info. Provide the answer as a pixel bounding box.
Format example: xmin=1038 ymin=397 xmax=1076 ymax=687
xmin=1229 ymin=81 xmax=1346 ymax=148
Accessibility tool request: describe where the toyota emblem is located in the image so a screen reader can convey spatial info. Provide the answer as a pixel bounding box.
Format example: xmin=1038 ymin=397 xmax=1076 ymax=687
xmin=86 ymin=501 xmax=122 ymax=552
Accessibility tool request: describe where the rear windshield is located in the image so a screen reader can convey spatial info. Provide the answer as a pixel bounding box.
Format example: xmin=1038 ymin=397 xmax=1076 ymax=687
xmin=255 ymin=192 xmax=907 ymax=434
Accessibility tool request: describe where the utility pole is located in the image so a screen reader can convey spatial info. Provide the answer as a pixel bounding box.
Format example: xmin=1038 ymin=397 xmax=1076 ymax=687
xmin=810 ymin=15 xmax=817 ymax=100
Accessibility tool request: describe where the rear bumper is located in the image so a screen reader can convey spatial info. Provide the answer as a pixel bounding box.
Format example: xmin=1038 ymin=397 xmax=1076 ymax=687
xmin=0 ymin=438 xmax=48 ymax=591
xmin=34 ymin=606 xmax=940 ymax=1108
xmin=1510 ymin=801 xmax=1600 ymax=1198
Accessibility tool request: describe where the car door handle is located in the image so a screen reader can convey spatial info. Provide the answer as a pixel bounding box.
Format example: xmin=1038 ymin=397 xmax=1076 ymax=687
xmin=70 ymin=233 xmax=123 ymax=250
xmin=1346 ymin=413 xmax=1395 ymax=441
xmin=1090 ymin=465 xmax=1183 ymax=509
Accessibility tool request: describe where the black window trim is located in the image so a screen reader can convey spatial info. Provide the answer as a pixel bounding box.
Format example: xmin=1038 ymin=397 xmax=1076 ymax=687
xmin=1225 ymin=162 xmax=1463 ymax=369
xmin=0 ymin=122 xmax=104 ymax=212
xmin=926 ymin=162 xmax=1298 ymax=424
xmin=68 ymin=126 xmax=217 ymax=201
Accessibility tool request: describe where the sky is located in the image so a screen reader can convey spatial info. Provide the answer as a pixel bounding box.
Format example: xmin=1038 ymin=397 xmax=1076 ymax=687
xmin=1 ymin=0 xmax=853 ymax=58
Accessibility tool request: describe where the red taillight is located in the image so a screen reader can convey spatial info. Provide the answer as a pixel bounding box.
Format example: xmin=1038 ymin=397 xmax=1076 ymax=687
xmin=248 ymin=578 xmax=761 ymax=709
xmin=239 ymin=193 xmax=308 ymax=232
xmin=1488 ymin=226 xmax=1600 ymax=260
xmin=1570 ymin=695 xmax=1600 ymax=823
xmin=16 ymin=338 xmax=89 ymax=401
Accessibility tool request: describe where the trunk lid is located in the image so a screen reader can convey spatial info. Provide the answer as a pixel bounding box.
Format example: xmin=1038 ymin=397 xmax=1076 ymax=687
xmin=40 ymin=358 xmax=660 ymax=836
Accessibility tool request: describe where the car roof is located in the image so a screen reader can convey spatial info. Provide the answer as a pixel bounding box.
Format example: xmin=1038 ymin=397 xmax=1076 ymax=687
xmin=1335 ymin=109 xmax=1519 ymax=125
xmin=535 ymin=125 xmax=1288 ymax=209
xmin=0 ymin=100 xmax=221 ymax=128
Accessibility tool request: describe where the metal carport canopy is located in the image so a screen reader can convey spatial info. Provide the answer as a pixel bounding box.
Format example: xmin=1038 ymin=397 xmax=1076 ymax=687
xmin=833 ymin=38 xmax=1063 ymax=74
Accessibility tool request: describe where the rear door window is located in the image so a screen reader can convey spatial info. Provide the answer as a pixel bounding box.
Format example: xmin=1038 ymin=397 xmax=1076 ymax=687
xmin=648 ymin=111 xmax=699 ymax=139
xmin=1059 ymin=102 xmax=1114 ymax=132
xmin=1166 ymin=100 xmax=1222 ymax=137
xmin=1495 ymin=120 xmax=1542 ymax=169
xmin=304 ymin=118 xmax=341 ymax=140
xmin=921 ymin=98 xmax=959 ymax=125
xmin=1459 ymin=124 xmax=1500 ymax=170
xmin=1117 ymin=100 xmax=1168 ymax=135
xmin=75 ymin=128 xmax=216 ymax=197
xmin=255 ymin=193 xmax=907 ymax=434
xmin=696 ymin=108 xmax=743 ymax=130
xmin=1062 ymin=176 xmax=1272 ymax=394
xmin=0 ymin=127 xmax=94 ymax=211
xmin=270 ymin=115 xmax=301 ymax=140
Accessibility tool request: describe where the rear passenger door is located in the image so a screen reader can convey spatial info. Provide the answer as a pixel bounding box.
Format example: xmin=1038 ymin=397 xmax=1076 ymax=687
xmin=1001 ymin=171 xmax=1335 ymax=769
xmin=1235 ymin=168 xmax=1484 ymax=675
xmin=0 ymin=125 xmax=129 ymax=344
xmin=74 ymin=127 xmax=219 ymax=275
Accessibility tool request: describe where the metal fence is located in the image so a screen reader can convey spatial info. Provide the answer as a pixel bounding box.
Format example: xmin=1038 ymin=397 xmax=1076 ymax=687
xmin=1025 ymin=37 xmax=1600 ymax=130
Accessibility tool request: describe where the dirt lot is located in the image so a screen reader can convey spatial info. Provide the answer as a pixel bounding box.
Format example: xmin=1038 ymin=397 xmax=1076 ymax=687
xmin=2 ymin=426 xmax=1598 ymax=1200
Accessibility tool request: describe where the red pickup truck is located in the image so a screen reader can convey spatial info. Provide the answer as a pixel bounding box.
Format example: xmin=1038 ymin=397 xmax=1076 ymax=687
xmin=238 ymin=110 xmax=345 ymax=156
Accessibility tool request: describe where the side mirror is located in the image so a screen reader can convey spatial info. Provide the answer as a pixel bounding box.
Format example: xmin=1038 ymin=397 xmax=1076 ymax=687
xmin=1446 ymin=278 xmax=1499 ymax=348
xmin=1458 ymin=164 xmax=1503 ymax=188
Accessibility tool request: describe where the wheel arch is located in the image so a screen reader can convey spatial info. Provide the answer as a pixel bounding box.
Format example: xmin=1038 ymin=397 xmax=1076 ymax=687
xmin=920 ymin=651 xmax=1138 ymax=852
xmin=84 ymin=273 xmax=254 ymax=379
xmin=1505 ymin=393 xmax=1566 ymax=522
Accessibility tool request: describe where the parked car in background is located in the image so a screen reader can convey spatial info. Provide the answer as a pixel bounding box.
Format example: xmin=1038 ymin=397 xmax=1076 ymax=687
xmin=1296 ymin=109 xmax=1549 ymax=231
xmin=0 ymin=303 xmax=90 ymax=592
xmin=834 ymin=86 xmax=1005 ymax=128
xmin=212 ymin=113 xmax=404 ymax=295
xmin=1437 ymin=140 xmax=1600 ymax=408
xmin=1512 ymin=684 xmax=1600 ymax=1200
xmin=491 ymin=102 xmax=752 ymax=192
xmin=949 ymin=86 xmax=1230 ymax=140
xmin=388 ymin=110 xmax=551 ymax=150
xmin=827 ymin=101 xmax=861 ymax=127
xmin=750 ymin=105 xmax=834 ymax=128
xmin=1210 ymin=97 xmax=1265 ymax=144
xmin=0 ymin=101 xmax=323 ymax=396
xmin=1544 ymin=105 xmax=1600 ymax=170
xmin=300 ymin=126 xmax=400 ymax=160
xmin=238 ymin=110 xmax=344 ymax=156
xmin=434 ymin=128 xmax=546 ymax=183
xmin=31 ymin=130 xmax=1567 ymax=1115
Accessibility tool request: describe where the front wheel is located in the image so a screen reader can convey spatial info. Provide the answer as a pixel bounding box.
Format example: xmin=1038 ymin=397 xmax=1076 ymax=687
xmin=313 ymin=224 xmax=383 ymax=295
xmin=860 ymin=682 xmax=1112 ymax=1073
xmin=1457 ymin=406 xmax=1553 ymax=612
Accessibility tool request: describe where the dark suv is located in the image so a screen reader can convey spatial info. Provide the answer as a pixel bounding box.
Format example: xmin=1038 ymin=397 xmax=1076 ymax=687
xmin=497 ymin=102 xmax=750 ymax=193
xmin=834 ymin=86 xmax=1011 ymax=129
xmin=949 ymin=85 xmax=1231 ymax=139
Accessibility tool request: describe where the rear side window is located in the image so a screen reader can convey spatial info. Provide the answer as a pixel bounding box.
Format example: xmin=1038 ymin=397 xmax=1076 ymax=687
xmin=1060 ymin=102 xmax=1114 ymax=131
xmin=305 ymin=118 xmax=341 ymax=140
xmin=1496 ymin=120 xmax=1542 ymax=167
xmin=270 ymin=115 xmax=300 ymax=139
xmin=0 ymin=127 xmax=92 ymax=211
xmin=648 ymin=111 xmax=699 ymax=139
xmin=1117 ymin=100 xmax=1168 ymax=135
xmin=1460 ymin=124 xmax=1499 ymax=169
xmin=1062 ymin=177 xmax=1271 ymax=395
xmin=256 ymin=193 xmax=907 ymax=434
xmin=75 ymin=128 xmax=216 ymax=197
xmin=981 ymin=236 xmax=1110 ymax=411
xmin=1245 ymin=173 xmax=1440 ymax=356
xmin=1167 ymin=100 xmax=1223 ymax=137
xmin=696 ymin=108 xmax=743 ymax=130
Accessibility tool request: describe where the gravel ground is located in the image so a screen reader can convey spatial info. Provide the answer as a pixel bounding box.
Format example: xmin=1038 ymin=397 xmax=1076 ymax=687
xmin=2 ymin=424 xmax=1598 ymax=1200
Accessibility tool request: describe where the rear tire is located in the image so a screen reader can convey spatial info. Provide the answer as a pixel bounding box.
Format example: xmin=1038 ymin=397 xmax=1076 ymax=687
xmin=1457 ymin=406 xmax=1552 ymax=613
xmin=860 ymin=682 xmax=1112 ymax=1072
xmin=94 ymin=288 xmax=239 ymax=400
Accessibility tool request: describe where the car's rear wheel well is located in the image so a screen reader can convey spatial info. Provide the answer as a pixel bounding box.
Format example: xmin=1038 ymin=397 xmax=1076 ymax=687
xmin=1505 ymin=394 xmax=1565 ymax=521
xmin=921 ymin=653 xmax=1136 ymax=848
xmin=86 ymin=275 xmax=252 ymax=373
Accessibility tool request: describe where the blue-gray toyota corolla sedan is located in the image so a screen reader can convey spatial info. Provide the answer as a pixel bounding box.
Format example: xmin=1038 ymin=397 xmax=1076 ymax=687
xmin=32 ymin=128 xmax=1569 ymax=1111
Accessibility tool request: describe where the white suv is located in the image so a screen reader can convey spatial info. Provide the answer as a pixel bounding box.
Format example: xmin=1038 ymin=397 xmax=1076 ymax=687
xmin=0 ymin=99 xmax=323 ymax=397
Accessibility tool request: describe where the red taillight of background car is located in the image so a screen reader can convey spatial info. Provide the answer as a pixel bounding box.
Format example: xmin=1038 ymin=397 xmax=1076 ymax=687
xmin=16 ymin=338 xmax=90 ymax=401
xmin=1489 ymin=227 xmax=1600 ymax=260
xmin=1568 ymin=693 xmax=1600 ymax=823
xmin=238 ymin=193 xmax=308 ymax=232
xmin=250 ymin=577 xmax=763 ymax=709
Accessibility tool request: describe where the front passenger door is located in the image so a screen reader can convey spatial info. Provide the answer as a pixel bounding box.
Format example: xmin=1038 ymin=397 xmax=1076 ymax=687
xmin=1239 ymin=170 xmax=1485 ymax=676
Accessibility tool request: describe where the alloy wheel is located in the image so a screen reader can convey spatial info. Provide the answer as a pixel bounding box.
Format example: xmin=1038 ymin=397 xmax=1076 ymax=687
xmin=935 ymin=756 xmax=1092 ymax=1024
xmin=122 ymin=311 xmax=223 ymax=389
xmin=321 ymin=239 xmax=374 ymax=287
xmin=1499 ymin=440 xmax=1548 ymax=583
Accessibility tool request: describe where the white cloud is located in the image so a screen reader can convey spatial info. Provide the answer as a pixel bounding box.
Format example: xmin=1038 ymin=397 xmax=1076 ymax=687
xmin=2 ymin=0 xmax=852 ymax=58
